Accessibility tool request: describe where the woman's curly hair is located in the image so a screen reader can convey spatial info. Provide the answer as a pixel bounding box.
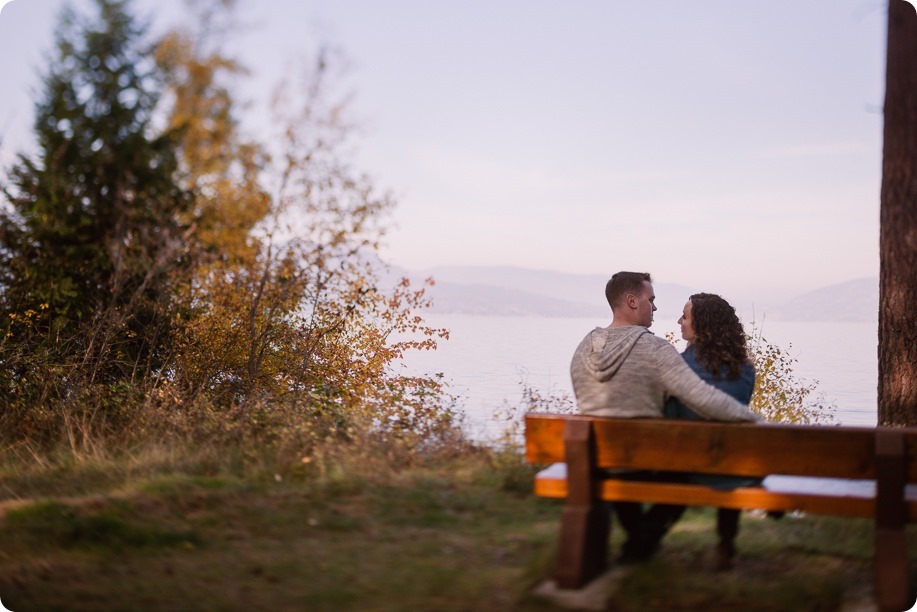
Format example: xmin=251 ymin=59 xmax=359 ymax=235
xmin=690 ymin=293 xmax=750 ymax=380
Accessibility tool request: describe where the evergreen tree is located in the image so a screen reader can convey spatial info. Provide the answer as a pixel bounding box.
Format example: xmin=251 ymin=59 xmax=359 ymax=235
xmin=0 ymin=0 xmax=190 ymax=399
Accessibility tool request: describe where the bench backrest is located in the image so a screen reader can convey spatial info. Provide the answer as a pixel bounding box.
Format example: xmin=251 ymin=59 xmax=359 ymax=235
xmin=524 ymin=413 xmax=917 ymax=482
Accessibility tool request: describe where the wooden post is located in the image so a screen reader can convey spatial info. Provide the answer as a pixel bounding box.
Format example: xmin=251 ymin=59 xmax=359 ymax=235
xmin=874 ymin=429 xmax=910 ymax=611
xmin=554 ymin=419 xmax=610 ymax=589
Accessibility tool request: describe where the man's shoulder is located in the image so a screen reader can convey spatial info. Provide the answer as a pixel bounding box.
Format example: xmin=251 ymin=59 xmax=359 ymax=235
xmin=637 ymin=330 xmax=674 ymax=349
xmin=575 ymin=326 xmax=604 ymax=344
xmin=634 ymin=332 xmax=682 ymax=365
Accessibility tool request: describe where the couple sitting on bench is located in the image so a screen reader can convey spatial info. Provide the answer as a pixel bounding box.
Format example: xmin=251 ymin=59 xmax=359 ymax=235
xmin=570 ymin=271 xmax=761 ymax=568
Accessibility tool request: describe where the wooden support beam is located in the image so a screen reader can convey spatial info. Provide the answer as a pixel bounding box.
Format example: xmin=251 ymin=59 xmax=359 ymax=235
xmin=875 ymin=429 xmax=910 ymax=611
xmin=554 ymin=419 xmax=609 ymax=589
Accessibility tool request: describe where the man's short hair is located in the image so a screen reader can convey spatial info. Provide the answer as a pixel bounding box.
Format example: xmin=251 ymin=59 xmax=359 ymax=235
xmin=605 ymin=272 xmax=652 ymax=309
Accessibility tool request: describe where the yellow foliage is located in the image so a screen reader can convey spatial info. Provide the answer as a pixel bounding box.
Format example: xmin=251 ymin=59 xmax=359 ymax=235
xmin=156 ymin=13 xmax=453 ymax=442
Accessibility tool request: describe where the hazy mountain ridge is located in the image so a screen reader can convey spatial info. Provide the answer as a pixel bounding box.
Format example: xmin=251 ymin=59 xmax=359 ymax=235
xmin=414 ymin=266 xmax=695 ymax=318
xmin=766 ymin=277 xmax=878 ymax=322
xmin=419 ymin=281 xmax=604 ymax=317
xmin=397 ymin=266 xmax=878 ymax=323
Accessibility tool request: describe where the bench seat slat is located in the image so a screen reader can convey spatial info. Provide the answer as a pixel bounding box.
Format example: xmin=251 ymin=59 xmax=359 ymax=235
xmin=525 ymin=414 xmax=917 ymax=481
xmin=534 ymin=463 xmax=917 ymax=520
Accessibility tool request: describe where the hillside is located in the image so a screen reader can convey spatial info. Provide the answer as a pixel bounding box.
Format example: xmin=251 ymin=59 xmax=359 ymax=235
xmin=409 ymin=265 xmax=695 ymax=318
xmin=766 ymin=277 xmax=878 ymax=322
xmin=400 ymin=265 xmax=878 ymax=323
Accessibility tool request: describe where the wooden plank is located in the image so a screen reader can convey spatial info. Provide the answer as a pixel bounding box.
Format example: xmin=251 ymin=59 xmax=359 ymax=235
xmin=534 ymin=464 xmax=917 ymax=521
xmin=594 ymin=419 xmax=875 ymax=479
xmin=595 ymin=481 xmax=876 ymax=518
xmin=525 ymin=414 xmax=917 ymax=481
xmin=525 ymin=414 xmax=570 ymax=463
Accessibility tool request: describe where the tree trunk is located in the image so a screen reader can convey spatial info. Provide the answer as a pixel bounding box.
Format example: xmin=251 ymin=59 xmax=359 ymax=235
xmin=878 ymin=0 xmax=917 ymax=426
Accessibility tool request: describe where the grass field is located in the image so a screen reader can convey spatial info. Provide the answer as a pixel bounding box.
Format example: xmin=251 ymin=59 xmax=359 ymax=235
xmin=0 ymin=444 xmax=914 ymax=611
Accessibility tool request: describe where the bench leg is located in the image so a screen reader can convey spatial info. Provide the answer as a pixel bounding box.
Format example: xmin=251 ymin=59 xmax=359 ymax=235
xmin=875 ymin=429 xmax=911 ymax=611
xmin=875 ymin=528 xmax=910 ymax=611
xmin=555 ymin=503 xmax=610 ymax=589
xmin=554 ymin=419 xmax=609 ymax=589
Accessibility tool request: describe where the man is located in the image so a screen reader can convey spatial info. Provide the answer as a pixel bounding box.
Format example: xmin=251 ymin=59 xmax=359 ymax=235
xmin=570 ymin=271 xmax=759 ymax=561
xmin=571 ymin=271 xmax=758 ymax=421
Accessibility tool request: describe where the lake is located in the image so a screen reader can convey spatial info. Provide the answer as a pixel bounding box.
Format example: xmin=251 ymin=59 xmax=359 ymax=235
xmin=397 ymin=313 xmax=879 ymax=441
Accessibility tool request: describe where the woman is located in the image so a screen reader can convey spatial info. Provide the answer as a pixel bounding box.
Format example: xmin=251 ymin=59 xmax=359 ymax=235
xmin=664 ymin=292 xmax=759 ymax=570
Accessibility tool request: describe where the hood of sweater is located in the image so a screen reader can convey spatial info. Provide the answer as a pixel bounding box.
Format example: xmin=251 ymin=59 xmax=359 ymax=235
xmin=578 ymin=326 xmax=650 ymax=382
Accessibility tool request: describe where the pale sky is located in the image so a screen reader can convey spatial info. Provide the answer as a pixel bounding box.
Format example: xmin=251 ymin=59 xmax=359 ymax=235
xmin=0 ymin=0 xmax=888 ymax=304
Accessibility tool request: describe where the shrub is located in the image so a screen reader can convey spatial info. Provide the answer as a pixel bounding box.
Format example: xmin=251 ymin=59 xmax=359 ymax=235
xmin=747 ymin=326 xmax=836 ymax=425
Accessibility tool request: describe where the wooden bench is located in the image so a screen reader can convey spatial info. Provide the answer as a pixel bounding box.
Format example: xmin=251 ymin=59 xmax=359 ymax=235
xmin=524 ymin=412 xmax=917 ymax=611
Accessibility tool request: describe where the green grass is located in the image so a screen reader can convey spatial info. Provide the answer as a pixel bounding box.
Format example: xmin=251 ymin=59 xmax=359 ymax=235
xmin=4 ymin=499 xmax=200 ymax=552
xmin=0 ymin=448 xmax=915 ymax=611
xmin=603 ymin=508 xmax=882 ymax=611
xmin=0 ymin=452 xmax=560 ymax=611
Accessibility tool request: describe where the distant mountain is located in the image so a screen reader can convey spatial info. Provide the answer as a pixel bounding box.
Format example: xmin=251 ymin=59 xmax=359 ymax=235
xmin=391 ymin=265 xmax=878 ymax=323
xmin=420 ymin=266 xmax=609 ymax=307
xmin=418 ymin=281 xmax=604 ymax=317
xmin=769 ymin=277 xmax=878 ymax=322
xmin=404 ymin=265 xmax=696 ymax=318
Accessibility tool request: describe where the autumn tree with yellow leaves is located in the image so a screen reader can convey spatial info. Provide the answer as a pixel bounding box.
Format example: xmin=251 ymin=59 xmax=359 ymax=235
xmin=0 ymin=0 xmax=452 ymax=453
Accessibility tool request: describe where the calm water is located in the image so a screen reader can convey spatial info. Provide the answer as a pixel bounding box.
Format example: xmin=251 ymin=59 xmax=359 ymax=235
xmin=398 ymin=313 xmax=879 ymax=441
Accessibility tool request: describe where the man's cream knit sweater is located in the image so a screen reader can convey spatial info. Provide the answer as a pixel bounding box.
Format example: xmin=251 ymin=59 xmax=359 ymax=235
xmin=570 ymin=325 xmax=758 ymax=422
